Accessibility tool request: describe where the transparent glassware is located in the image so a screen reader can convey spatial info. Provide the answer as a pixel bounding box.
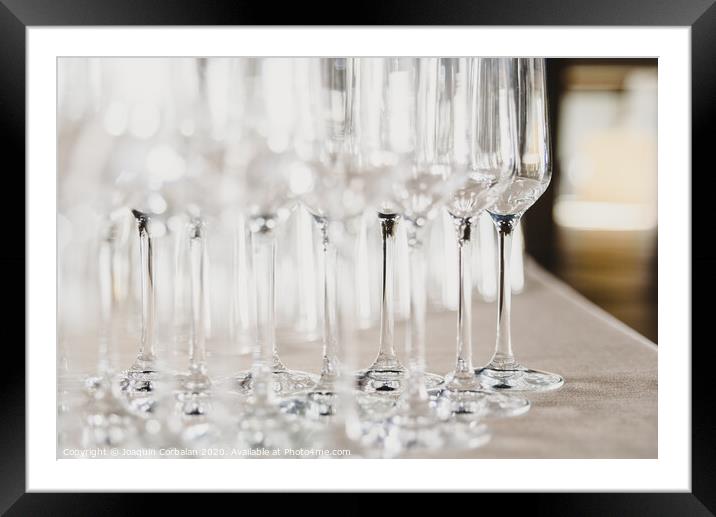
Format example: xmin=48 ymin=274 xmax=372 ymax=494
xmin=278 ymin=58 xmax=377 ymax=419
xmin=232 ymin=225 xmax=310 ymax=452
xmin=173 ymin=215 xmax=214 ymax=417
xmin=117 ymin=209 xmax=161 ymax=415
xmin=276 ymin=58 xmax=348 ymax=418
xmin=349 ymin=58 xmax=442 ymax=395
xmin=80 ymin=216 xmax=140 ymax=449
xmin=82 ymin=212 xmax=128 ymax=390
xmin=383 ymin=234 xmax=490 ymax=456
xmin=302 ymin=267 xmax=402 ymax=458
xmin=436 ymin=58 xmax=531 ymax=420
xmin=475 ymin=58 xmax=564 ymax=392
xmin=231 ymin=58 xmax=318 ymax=397
xmin=383 ymin=58 xmax=494 ymax=455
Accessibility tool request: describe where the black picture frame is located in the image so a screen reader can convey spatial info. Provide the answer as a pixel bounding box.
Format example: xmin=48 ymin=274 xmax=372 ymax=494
xmin=2 ymin=0 xmax=712 ymax=512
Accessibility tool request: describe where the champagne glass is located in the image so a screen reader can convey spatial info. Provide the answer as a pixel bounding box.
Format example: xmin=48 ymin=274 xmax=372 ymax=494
xmin=80 ymin=215 xmax=140 ymax=449
xmin=287 ymin=58 xmax=356 ymax=418
xmin=117 ymin=208 xmax=161 ymax=415
xmin=232 ymin=58 xmax=318 ymax=397
xmin=351 ymin=58 xmax=442 ymax=395
xmin=437 ymin=58 xmax=530 ymax=419
xmin=232 ymin=210 xmax=308 ymax=452
xmin=149 ymin=213 xmax=230 ymax=449
xmin=282 ymin=58 xmax=407 ymax=425
xmin=391 ymin=57 xmax=451 ymax=398
xmin=475 ymin=58 xmax=564 ymax=392
xmin=174 ymin=214 xmax=213 ymax=414
xmin=384 ymin=58 xmax=494 ymax=455
xmin=83 ymin=211 xmax=130 ymax=390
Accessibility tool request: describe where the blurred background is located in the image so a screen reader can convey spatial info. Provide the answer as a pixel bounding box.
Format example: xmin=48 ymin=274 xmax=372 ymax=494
xmin=57 ymin=57 xmax=658 ymax=365
xmin=531 ymin=58 xmax=658 ymax=342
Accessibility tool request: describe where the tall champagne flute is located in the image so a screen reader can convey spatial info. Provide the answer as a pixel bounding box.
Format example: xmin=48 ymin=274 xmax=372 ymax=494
xmin=81 ymin=215 xmax=139 ymax=448
xmin=174 ymin=215 xmax=213 ymax=415
xmin=438 ymin=58 xmax=530 ymax=419
xmin=351 ymin=57 xmax=402 ymax=395
xmin=351 ymin=58 xmax=442 ymax=395
xmin=287 ymin=58 xmax=361 ymax=418
xmin=384 ymin=58 xmax=491 ymax=455
xmin=155 ymin=212 xmax=232 ymax=450
xmin=117 ymin=209 xmax=161 ymax=415
xmin=393 ymin=57 xmax=448 ymax=400
xmin=233 ymin=208 xmax=307 ymax=451
xmin=301 ymin=58 xmax=345 ymax=396
xmin=84 ymin=211 xmax=130 ymax=390
xmin=475 ymin=58 xmax=564 ymax=392
xmin=232 ymin=58 xmax=318 ymax=397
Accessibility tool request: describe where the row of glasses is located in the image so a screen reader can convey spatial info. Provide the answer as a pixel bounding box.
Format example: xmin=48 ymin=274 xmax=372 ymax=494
xmin=435 ymin=58 xmax=532 ymax=418
xmin=68 ymin=56 xmax=564 ymax=459
xmin=378 ymin=57 xmax=488 ymax=452
xmin=265 ymin=57 xmax=551 ymax=453
xmin=367 ymin=57 xmax=530 ymax=453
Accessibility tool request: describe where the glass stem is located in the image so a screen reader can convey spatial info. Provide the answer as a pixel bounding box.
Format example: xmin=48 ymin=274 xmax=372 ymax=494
xmin=134 ymin=211 xmax=156 ymax=364
xmin=374 ymin=213 xmax=401 ymax=369
xmin=319 ymin=219 xmax=339 ymax=386
xmin=97 ymin=228 xmax=114 ymax=376
xmin=405 ymin=222 xmax=428 ymax=402
xmin=188 ymin=220 xmax=207 ymax=376
xmin=230 ymin=214 xmax=251 ymax=353
xmin=229 ymin=221 xmax=240 ymax=346
xmin=491 ymin=215 xmax=518 ymax=368
xmin=251 ymin=226 xmax=277 ymax=402
xmin=453 ymin=216 xmax=473 ymax=380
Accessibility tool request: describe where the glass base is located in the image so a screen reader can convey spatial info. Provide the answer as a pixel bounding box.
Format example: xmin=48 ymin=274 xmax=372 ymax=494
xmin=383 ymin=408 xmax=491 ymax=457
xmin=151 ymin=389 xmax=237 ymax=452
xmin=435 ymin=371 xmax=531 ymax=420
xmin=116 ymin=360 xmax=161 ymax=416
xmin=169 ymin=401 xmax=225 ymax=450
xmin=234 ymin=403 xmax=306 ymax=452
xmin=83 ymin=373 xmax=108 ymax=394
xmin=281 ymin=389 xmax=399 ymax=455
xmin=384 ymin=411 xmax=445 ymax=456
xmin=475 ymin=363 xmax=564 ymax=392
xmin=279 ymin=389 xmax=338 ymax=420
xmin=118 ymin=356 xmax=158 ymax=390
xmin=285 ymin=372 xmax=342 ymax=419
xmin=302 ymin=390 xmax=338 ymax=420
xmin=280 ymin=387 xmax=400 ymax=423
xmin=355 ymin=368 xmax=444 ymax=395
xmin=174 ymin=389 xmax=213 ymax=418
xmin=177 ymin=371 xmax=212 ymax=394
xmin=233 ymin=369 xmax=319 ymax=397
xmin=80 ymin=376 xmax=139 ymax=448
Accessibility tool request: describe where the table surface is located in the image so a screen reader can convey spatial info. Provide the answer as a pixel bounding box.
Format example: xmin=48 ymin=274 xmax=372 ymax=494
xmin=315 ymin=260 xmax=657 ymax=459
xmin=59 ymin=261 xmax=658 ymax=459
xmin=420 ymin=262 xmax=657 ymax=459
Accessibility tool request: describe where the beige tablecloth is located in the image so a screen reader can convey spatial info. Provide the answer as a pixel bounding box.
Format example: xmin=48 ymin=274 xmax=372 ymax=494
xmin=60 ymin=261 xmax=657 ymax=459
xmin=281 ymin=261 xmax=657 ymax=459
